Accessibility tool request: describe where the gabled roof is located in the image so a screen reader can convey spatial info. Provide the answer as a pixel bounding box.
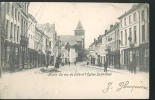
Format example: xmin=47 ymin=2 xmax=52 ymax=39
xmin=59 ymin=35 xmax=82 ymax=46
xmin=28 ymin=14 xmax=37 ymax=23
xmin=118 ymin=3 xmax=144 ymax=19
xmin=104 ymin=22 xmax=119 ymax=35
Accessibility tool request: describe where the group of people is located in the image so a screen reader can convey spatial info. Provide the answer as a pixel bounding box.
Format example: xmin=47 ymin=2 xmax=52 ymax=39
xmin=68 ymin=61 xmax=77 ymax=66
xmin=87 ymin=61 xmax=108 ymax=72
xmin=46 ymin=54 xmax=77 ymax=69
xmin=45 ymin=54 xmax=61 ymax=69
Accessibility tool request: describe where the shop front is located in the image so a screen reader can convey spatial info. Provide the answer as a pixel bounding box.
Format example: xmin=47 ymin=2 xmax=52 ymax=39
xmin=123 ymin=46 xmax=141 ymax=72
xmin=4 ymin=40 xmax=20 ymax=71
xmin=139 ymin=43 xmax=149 ymax=72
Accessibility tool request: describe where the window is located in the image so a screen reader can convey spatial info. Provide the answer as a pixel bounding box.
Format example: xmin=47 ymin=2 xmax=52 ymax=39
xmin=124 ymin=18 xmax=127 ymax=26
xmin=7 ymin=3 xmax=10 ymax=14
xmin=0 ymin=3 xmax=1 ymax=14
xmin=6 ymin=20 xmax=9 ymax=39
xmin=10 ymin=22 xmax=13 ymax=39
xmin=145 ymin=49 xmax=149 ymax=58
xmin=11 ymin=5 xmax=14 ymax=16
xmin=147 ymin=22 xmax=149 ymax=41
xmin=121 ymin=31 xmax=123 ymax=46
xmin=120 ymin=20 xmax=122 ymax=28
xmin=25 ymin=23 xmax=28 ymax=34
xmin=121 ymin=50 xmax=123 ymax=64
xmin=133 ymin=12 xmax=137 ymax=22
xmin=147 ymin=6 xmax=149 ymax=20
xmin=17 ymin=26 xmax=19 ymax=42
xmin=14 ymin=25 xmax=16 ymax=41
xmin=129 ymin=28 xmax=132 ymax=37
xmin=125 ymin=30 xmax=127 ymax=45
xmin=142 ymin=25 xmax=145 ymax=42
xmin=23 ymin=21 xmax=25 ymax=35
xmin=124 ymin=51 xmax=128 ymax=65
xmin=134 ymin=26 xmax=137 ymax=43
xmin=21 ymin=19 xmax=23 ymax=35
xmin=142 ymin=10 xmax=145 ymax=21
xmin=18 ymin=12 xmax=20 ymax=20
xmin=15 ymin=8 xmax=17 ymax=19
xmin=129 ymin=15 xmax=132 ymax=24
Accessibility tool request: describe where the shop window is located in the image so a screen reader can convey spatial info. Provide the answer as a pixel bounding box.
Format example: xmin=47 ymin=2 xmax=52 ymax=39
xmin=133 ymin=12 xmax=137 ymax=22
xmin=142 ymin=25 xmax=145 ymax=42
xmin=141 ymin=10 xmax=145 ymax=21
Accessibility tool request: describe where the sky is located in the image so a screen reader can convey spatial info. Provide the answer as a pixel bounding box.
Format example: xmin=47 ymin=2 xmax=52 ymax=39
xmin=29 ymin=2 xmax=134 ymax=49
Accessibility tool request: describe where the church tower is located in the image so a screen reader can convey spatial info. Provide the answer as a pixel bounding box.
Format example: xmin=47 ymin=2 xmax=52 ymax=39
xmin=74 ymin=20 xmax=85 ymax=49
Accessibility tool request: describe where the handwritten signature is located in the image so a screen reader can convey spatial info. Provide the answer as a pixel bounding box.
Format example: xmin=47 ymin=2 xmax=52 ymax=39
xmin=102 ymin=81 xmax=149 ymax=93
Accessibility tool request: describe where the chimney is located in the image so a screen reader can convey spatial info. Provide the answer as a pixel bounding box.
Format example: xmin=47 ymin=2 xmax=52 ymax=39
xmin=110 ymin=25 xmax=113 ymax=29
xmin=105 ymin=30 xmax=107 ymax=33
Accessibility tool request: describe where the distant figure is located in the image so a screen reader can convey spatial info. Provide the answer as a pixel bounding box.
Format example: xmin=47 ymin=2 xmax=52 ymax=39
xmin=55 ymin=56 xmax=61 ymax=69
xmin=69 ymin=61 xmax=70 ymax=66
xmin=87 ymin=61 xmax=89 ymax=66
xmin=46 ymin=53 xmax=50 ymax=68
xmin=74 ymin=61 xmax=76 ymax=66
xmin=104 ymin=61 xmax=108 ymax=72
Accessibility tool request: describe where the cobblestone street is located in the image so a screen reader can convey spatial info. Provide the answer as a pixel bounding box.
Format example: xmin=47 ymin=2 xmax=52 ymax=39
xmin=0 ymin=62 xmax=149 ymax=99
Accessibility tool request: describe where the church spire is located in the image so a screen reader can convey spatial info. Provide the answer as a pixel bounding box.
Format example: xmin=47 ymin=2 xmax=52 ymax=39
xmin=76 ymin=20 xmax=83 ymax=30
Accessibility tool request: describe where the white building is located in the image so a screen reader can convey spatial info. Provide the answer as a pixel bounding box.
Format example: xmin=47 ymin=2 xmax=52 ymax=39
xmin=36 ymin=23 xmax=58 ymax=65
xmin=118 ymin=3 xmax=149 ymax=71
xmin=104 ymin=23 xmax=120 ymax=68
xmin=28 ymin=14 xmax=37 ymax=50
xmin=27 ymin=13 xmax=37 ymax=67
xmin=1 ymin=2 xmax=30 ymax=69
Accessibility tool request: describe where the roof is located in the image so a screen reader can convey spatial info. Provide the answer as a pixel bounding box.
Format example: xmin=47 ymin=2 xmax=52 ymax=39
xmin=28 ymin=14 xmax=37 ymax=23
xmin=89 ymin=22 xmax=119 ymax=47
xmin=76 ymin=20 xmax=84 ymax=30
xmin=104 ymin=22 xmax=119 ymax=35
xmin=59 ymin=35 xmax=83 ymax=46
xmin=36 ymin=23 xmax=55 ymax=33
xmin=118 ymin=3 xmax=144 ymax=19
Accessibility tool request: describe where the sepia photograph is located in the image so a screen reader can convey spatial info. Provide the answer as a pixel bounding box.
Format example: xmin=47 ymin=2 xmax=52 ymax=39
xmin=0 ymin=2 xmax=149 ymax=99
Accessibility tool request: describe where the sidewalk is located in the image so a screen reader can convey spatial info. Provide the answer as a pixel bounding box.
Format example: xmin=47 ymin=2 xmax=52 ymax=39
xmin=86 ymin=65 xmax=149 ymax=75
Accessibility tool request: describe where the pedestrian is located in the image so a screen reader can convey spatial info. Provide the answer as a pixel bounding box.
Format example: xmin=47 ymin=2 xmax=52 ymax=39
xmin=74 ymin=61 xmax=76 ymax=66
xmin=55 ymin=55 xmax=61 ymax=69
xmin=69 ymin=61 xmax=70 ymax=66
xmin=55 ymin=57 xmax=59 ymax=69
xmin=46 ymin=54 xmax=49 ymax=69
xmin=132 ymin=54 xmax=136 ymax=74
xmin=104 ymin=61 xmax=107 ymax=72
xmin=87 ymin=61 xmax=89 ymax=66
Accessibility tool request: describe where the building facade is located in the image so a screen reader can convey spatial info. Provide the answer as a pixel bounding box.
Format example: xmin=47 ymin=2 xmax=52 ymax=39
xmin=1 ymin=2 xmax=29 ymax=71
xmin=88 ymin=23 xmax=120 ymax=68
xmin=139 ymin=3 xmax=149 ymax=71
xmin=27 ymin=13 xmax=37 ymax=68
xmin=36 ymin=23 xmax=59 ymax=65
xmin=105 ymin=23 xmax=120 ymax=68
xmin=118 ymin=3 xmax=149 ymax=71
xmin=59 ymin=20 xmax=85 ymax=62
